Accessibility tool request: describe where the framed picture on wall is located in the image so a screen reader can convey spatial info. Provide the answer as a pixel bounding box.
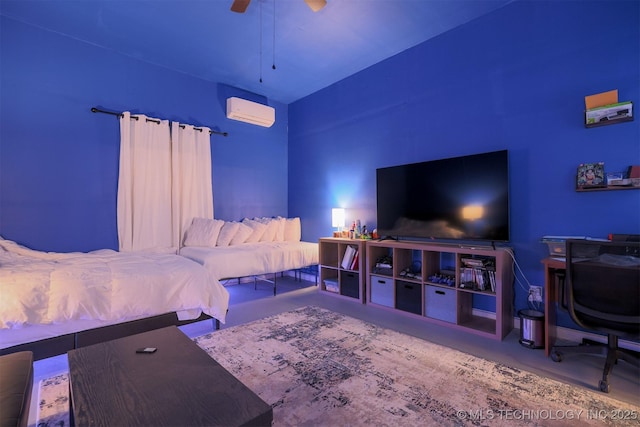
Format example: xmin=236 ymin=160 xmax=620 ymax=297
xmin=576 ymin=162 xmax=605 ymax=189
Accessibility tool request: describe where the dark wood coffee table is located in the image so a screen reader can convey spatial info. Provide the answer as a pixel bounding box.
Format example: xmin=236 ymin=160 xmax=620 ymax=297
xmin=68 ymin=326 xmax=272 ymax=426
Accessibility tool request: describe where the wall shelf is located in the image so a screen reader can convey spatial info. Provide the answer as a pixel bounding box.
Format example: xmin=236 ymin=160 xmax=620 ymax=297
xmin=576 ymin=186 xmax=639 ymax=192
xmin=584 ymin=116 xmax=633 ymax=128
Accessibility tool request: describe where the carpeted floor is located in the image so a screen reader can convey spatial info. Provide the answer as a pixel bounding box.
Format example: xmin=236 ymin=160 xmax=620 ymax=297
xmin=38 ymin=306 xmax=640 ymax=426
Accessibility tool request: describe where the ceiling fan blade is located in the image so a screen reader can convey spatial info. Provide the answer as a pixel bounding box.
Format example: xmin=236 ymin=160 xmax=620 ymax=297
xmin=230 ymin=0 xmax=251 ymax=13
xmin=304 ymin=0 xmax=327 ymax=12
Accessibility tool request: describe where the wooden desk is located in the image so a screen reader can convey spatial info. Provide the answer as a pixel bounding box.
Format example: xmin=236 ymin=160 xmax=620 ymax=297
xmin=68 ymin=326 xmax=272 ymax=426
xmin=541 ymin=257 xmax=566 ymax=357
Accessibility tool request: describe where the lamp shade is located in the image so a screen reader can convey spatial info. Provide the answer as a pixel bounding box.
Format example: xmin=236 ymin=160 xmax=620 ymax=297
xmin=332 ymin=208 xmax=346 ymax=228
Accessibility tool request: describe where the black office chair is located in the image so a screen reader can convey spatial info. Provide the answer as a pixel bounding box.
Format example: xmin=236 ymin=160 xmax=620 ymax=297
xmin=550 ymin=239 xmax=640 ymax=393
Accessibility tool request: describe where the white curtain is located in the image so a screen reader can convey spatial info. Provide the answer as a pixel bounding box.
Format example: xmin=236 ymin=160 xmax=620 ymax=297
xmin=117 ymin=112 xmax=213 ymax=252
xmin=171 ymin=123 xmax=214 ymax=247
xmin=117 ymin=112 xmax=172 ymax=251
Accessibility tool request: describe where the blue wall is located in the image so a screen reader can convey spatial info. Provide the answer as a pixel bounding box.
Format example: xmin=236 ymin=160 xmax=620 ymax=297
xmin=0 ymin=17 xmax=289 ymax=252
xmin=1 ymin=1 xmax=639 ymax=324
xmin=288 ymin=1 xmax=640 ymax=317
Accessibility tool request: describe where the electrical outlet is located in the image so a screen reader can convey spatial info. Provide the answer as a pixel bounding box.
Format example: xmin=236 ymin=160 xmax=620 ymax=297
xmin=528 ymin=286 xmax=543 ymax=302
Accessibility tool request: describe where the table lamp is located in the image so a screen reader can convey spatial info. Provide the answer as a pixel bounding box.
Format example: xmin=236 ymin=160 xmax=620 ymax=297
xmin=332 ymin=208 xmax=345 ymax=236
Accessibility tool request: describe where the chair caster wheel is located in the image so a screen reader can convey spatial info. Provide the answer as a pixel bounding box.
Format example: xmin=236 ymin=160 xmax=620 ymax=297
xmin=550 ymin=351 xmax=563 ymax=362
xmin=599 ymin=380 xmax=610 ymax=393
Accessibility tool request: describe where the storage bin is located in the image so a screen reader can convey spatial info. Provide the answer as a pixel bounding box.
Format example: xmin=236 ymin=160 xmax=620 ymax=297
xmin=424 ymin=285 xmax=457 ymax=323
xmin=395 ymin=280 xmax=421 ymax=315
xmin=323 ymin=277 xmax=338 ymax=293
xmin=340 ymin=270 xmax=360 ymax=299
xmin=542 ymin=240 xmax=567 ymax=257
xmin=541 ymin=237 xmax=599 ymax=258
xmin=370 ymin=275 xmax=394 ymax=307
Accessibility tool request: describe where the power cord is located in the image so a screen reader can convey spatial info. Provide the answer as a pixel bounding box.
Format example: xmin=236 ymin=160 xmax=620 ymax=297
xmin=503 ymin=247 xmax=543 ymax=312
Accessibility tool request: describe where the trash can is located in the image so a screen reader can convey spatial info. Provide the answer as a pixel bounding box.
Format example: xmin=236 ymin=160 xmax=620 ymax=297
xmin=518 ymin=309 xmax=544 ymax=349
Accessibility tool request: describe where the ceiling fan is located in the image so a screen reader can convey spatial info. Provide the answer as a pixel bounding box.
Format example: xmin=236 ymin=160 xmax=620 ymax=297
xmin=231 ymin=0 xmax=327 ymax=13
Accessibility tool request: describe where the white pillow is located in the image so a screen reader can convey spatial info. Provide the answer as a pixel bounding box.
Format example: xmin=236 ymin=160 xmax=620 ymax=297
xmin=242 ymin=218 xmax=267 ymax=243
xmin=256 ymin=217 xmax=278 ymax=242
xmin=217 ymin=221 xmax=241 ymax=247
xmin=230 ymin=222 xmax=253 ymax=245
xmin=183 ymin=218 xmax=224 ymax=247
xmin=284 ymin=217 xmax=301 ymax=241
xmin=274 ymin=217 xmax=287 ymax=241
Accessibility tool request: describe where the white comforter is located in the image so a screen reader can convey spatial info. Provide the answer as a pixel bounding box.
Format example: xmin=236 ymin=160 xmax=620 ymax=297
xmin=0 ymin=238 xmax=229 ymax=332
xmin=180 ymin=241 xmax=318 ymax=280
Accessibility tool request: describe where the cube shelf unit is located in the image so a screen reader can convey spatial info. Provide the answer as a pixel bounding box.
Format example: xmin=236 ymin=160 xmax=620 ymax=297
xmin=366 ymin=240 xmax=514 ymax=340
xmin=318 ymin=238 xmax=367 ymax=303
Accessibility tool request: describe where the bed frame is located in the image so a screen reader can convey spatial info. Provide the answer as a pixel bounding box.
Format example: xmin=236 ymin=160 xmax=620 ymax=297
xmin=225 ymin=266 xmax=319 ymax=296
xmin=0 ymin=312 xmax=218 ymax=361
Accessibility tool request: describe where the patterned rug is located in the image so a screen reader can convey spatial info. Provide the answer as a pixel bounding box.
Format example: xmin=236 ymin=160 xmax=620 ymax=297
xmin=38 ymin=306 xmax=639 ymax=426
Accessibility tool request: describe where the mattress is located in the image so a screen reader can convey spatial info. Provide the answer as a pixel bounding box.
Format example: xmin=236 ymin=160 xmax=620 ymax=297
xmin=0 ymin=237 xmax=229 ymax=349
xmin=179 ymin=241 xmax=319 ymax=280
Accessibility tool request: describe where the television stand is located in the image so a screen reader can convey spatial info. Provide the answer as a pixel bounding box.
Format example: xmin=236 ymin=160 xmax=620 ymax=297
xmin=318 ymin=238 xmax=367 ymax=302
xmin=366 ymin=239 xmax=514 ymax=340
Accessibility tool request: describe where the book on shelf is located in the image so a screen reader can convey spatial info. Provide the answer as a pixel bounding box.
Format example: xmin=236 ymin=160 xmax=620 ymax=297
xmin=459 ymin=266 xmax=495 ymax=293
xmin=341 ymin=245 xmax=358 ymax=270
xmin=349 ymin=251 xmax=359 ymax=270
xmin=488 ymin=269 xmax=496 ymax=292
xmin=476 ymin=268 xmax=486 ymax=291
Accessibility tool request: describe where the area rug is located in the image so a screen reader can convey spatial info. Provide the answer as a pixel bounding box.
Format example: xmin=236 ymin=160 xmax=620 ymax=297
xmin=38 ymin=306 xmax=639 ymax=426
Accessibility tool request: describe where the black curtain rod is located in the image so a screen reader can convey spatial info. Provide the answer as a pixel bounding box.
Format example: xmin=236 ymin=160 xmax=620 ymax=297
xmin=91 ymin=107 xmax=228 ymax=137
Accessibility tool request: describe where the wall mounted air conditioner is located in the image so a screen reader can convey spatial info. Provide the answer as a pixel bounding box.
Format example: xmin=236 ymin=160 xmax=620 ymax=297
xmin=226 ymin=97 xmax=275 ymax=128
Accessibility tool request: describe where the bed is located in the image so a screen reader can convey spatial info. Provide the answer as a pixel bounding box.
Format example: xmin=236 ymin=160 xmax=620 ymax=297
xmin=179 ymin=240 xmax=319 ymax=282
xmin=0 ymin=237 xmax=229 ymax=359
xmin=177 ymin=216 xmax=319 ymax=294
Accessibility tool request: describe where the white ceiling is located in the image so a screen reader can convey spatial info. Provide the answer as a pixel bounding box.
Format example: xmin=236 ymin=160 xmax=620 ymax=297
xmin=1 ymin=0 xmax=513 ymax=104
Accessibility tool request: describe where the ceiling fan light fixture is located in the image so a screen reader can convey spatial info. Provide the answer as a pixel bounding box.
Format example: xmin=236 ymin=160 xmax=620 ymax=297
xmin=304 ymin=0 xmax=327 ymax=12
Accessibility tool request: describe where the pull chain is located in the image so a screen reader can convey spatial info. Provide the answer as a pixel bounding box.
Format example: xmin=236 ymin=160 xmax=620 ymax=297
xmin=259 ymin=0 xmax=263 ymax=82
xmin=272 ymin=0 xmax=276 ymax=70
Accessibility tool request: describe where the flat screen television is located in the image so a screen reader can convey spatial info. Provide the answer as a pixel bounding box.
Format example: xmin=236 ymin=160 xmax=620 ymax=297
xmin=376 ymin=150 xmax=509 ymax=242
